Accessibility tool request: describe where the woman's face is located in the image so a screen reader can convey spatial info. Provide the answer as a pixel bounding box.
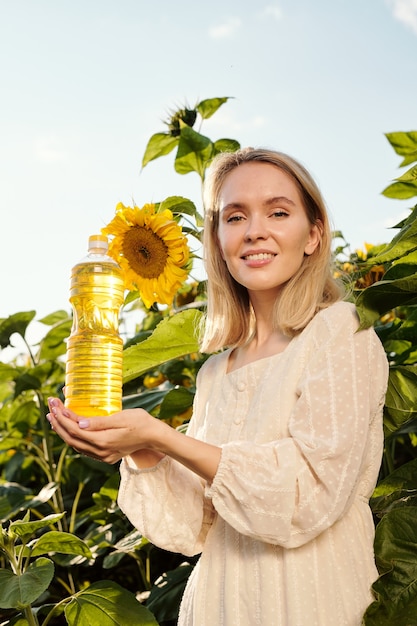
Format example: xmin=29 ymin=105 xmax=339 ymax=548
xmin=216 ymin=161 xmax=320 ymax=302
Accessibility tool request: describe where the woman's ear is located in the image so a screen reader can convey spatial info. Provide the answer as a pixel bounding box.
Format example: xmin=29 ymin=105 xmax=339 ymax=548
xmin=304 ymin=221 xmax=322 ymax=256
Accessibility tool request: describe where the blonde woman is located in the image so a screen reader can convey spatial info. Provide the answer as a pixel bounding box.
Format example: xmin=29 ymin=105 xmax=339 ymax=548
xmin=48 ymin=148 xmax=388 ymax=625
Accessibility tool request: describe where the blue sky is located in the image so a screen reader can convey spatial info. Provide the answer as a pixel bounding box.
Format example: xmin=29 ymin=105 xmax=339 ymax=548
xmin=1 ymin=0 xmax=417 ymax=334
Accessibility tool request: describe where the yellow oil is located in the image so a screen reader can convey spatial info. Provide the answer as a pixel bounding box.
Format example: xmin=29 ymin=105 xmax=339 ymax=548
xmin=64 ymin=258 xmax=124 ymax=417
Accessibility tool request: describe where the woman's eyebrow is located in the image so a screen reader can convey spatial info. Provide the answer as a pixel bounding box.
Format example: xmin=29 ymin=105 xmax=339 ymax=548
xmin=220 ymin=202 xmax=245 ymax=213
xmin=264 ymin=196 xmax=296 ymax=206
xmin=220 ymin=196 xmax=296 ymax=213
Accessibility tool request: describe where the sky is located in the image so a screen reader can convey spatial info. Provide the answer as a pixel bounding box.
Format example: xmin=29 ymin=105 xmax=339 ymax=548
xmin=1 ymin=0 xmax=417 ymax=350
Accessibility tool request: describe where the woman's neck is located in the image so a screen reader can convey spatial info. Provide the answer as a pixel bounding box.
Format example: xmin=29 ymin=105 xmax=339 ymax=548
xmin=227 ymin=328 xmax=291 ymax=373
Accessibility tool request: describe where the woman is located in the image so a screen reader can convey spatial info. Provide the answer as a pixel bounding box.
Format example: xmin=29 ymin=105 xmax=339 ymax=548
xmin=48 ymin=148 xmax=388 ymax=625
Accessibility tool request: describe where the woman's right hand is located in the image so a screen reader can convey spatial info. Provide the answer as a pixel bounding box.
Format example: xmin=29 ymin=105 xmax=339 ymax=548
xmin=47 ymin=397 xmax=165 ymax=466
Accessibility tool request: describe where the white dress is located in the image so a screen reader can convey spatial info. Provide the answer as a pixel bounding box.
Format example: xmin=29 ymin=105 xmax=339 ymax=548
xmin=118 ymin=301 xmax=389 ymax=626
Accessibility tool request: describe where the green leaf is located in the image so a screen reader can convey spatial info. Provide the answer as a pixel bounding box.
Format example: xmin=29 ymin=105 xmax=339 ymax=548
xmin=0 ymin=483 xmax=31 ymax=523
xmin=384 ymin=261 xmax=417 ymax=281
xmin=146 ymin=564 xmax=194 ymax=622
xmin=113 ymin=529 xmax=149 ymax=553
xmin=0 ymin=557 xmax=54 ymax=609
xmin=363 ymin=507 xmax=417 ymax=624
xmin=10 ymin=512 xmax=65 ymax=539
xmin=196 ymin=96 xmax=231 ymax=119
xmin=103 ymin=530 xmax=149 ymax=569
xmin=122 ymin=388 xmax=167 ymax=412
xmin=379 ymin=311 xmax=417 ymax=345
xmin=390 ymin=204 xmax=417 ymax=230
xmin=38 ymin=309 xmax=70 ymax=325
xmin=174 ymin=124 xmax=214 ymax=178
xmin=13 ymin=372 xmax=42 ymax=396
xmin=123 ymin=309 xmax=202 ymax=383
xmin=396 ymin=164 xmax=417 ymax=183
xmin=158 ymin=195 xmax=203 ymax=224
xmin=65 ymin=581 xmax=158 ymax=625
xmin=0 ymin=482 xmax=53 ymax=526
xmin=142 ymin=132 xmax=178 ymax=168
xmin=385 ymin=131 xmax=417 ymax=167
xmin=213 ymin=138 xmax=241 ymax=154
xmin=38 ymin=318 xmax=72 ymax=360
xmin=382 ymin=180 xmax=417 ymax=200
xmin=355 ymin=274 xmax=417 ymax=328
xmin=22 ymin=482 xmax=60 ymax=511
xmin=9 ymin=400 xmax=39 ymax=430
xmin=371 ymin=458 xmax=417 ymax=516
xmin=98 ymin=471 xmax=121 ymax=502
xmin=0 ymin=312 xmax=36 ymax=349
xmin=383 ymin=339 xmax=413 ymax=363
xmin=364 ymin=206 xmax=417 ymax=266
xmin=0 ymin=362 xmax=18 ymax=383
xmin=30 ymin=531 xmax=92 ymax=558
xmin=159 ymin=386 xmax=194 ymax=419
xmin=383 ymin=366 xmax=417 ymax=434
xmin=15 ymin=361 xmax=57 ymax=395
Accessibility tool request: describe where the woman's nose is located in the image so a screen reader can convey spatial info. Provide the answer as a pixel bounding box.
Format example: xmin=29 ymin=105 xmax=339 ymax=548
xmin=244 ymin=217 xmax=267 ymax=241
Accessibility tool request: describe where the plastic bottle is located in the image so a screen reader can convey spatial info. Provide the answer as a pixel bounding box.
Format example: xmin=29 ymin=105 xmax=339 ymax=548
xmin=65 ymin=234 xmax=125 ymax=417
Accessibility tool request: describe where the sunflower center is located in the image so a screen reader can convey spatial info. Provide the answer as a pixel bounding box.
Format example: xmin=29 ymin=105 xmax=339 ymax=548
xmin=123 ymin=226 xmax=168 ymax=279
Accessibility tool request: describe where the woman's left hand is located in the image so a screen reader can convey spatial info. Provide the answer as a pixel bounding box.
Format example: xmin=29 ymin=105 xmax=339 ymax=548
xmin=46 ymin=397 xmax=164 ymax=464
xmin=47 ymin=397 xmax=221 ymax=481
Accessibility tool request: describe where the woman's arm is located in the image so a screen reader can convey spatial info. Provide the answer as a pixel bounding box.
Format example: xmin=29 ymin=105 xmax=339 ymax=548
xmin=47 ymin=397 xmax=219 ymax=556
xmin=47 ymin=398 xmax=221 ymax=482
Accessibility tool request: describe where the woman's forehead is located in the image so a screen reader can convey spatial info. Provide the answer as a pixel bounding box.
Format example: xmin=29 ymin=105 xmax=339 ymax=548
xmin=218 ymin=162 xmax=301 ymax=205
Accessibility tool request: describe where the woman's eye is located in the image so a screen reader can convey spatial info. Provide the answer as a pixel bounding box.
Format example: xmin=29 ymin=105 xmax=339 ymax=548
xmin=226 ymin=214 xmax=244 ymax=223
xmin=271 ymin=210 xmax=288 ymax=218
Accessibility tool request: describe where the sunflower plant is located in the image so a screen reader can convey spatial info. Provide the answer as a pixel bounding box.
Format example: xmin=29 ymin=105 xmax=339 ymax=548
xmin=141 ymin=96 xmax=240 ymax=180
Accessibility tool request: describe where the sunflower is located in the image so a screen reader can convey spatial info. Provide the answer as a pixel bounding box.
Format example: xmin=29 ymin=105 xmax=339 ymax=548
xmin=102 ymin=202 xmax=190 ymax=308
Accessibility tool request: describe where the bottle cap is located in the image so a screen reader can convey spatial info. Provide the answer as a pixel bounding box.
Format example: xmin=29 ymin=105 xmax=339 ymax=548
xmin=88 ymin=234 xmax=108 ymax=252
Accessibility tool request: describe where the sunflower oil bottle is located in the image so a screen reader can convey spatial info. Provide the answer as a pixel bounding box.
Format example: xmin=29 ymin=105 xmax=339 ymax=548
xmin=65 ymin=234 xmax=125 ymax=417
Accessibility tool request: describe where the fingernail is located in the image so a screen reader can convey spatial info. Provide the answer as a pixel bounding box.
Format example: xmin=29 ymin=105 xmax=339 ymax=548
xmin=46 ymin=413 xmax=52 ymax=422
xmin=48 ymin=397 xmax=58 ymax=408
xmin=79 ymin=419 xmax=90 ymax=429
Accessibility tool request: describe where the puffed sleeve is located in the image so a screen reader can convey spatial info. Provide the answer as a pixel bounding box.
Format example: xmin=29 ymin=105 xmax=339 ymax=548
xmin=117 ymin=365 xmax=216 ymax=557
xmin=205 ymin=303 xmax=388 ymax=548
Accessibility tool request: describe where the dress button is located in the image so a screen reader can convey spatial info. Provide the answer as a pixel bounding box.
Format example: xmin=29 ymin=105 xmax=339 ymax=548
xmin=237 ymin=381 xmax=246 ymax=391
xmin=234 ymin=418 xmax=241 ymax=425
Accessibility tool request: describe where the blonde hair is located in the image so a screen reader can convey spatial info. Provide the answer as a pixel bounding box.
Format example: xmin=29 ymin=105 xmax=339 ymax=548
xmin=200 ymin=147 xmax=343 ymax=353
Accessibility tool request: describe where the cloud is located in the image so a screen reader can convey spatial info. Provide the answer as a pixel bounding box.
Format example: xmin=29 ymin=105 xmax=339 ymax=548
xmin=387 ymin=0 xmax=417 ymax=35
xmin=208 ymin=17 xmax=241 ymax=39
xmin=258 ymin=4 xmax=283 ymax=21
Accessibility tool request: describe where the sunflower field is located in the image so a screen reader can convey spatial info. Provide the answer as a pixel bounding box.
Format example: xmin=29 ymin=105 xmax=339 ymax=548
xmin=0 ymin=99 xmax=416 ymax=625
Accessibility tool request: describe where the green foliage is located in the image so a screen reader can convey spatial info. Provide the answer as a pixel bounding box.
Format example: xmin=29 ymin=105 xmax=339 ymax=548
xmin=363 ymin=507 xmax=417 ymax=625
xmin=146 ymin=564 xmax=194 ymax=623
xmin=141 ymin=96 xmax=240 ymax=180
xmin=343 ymin=131 xmax=417 ymax=625
xmin=1 ymin=99 xmax=417 ymax=624
xmin=123 ymin=309 xmax=202 ymax=383
xmin=64 ymin=582 xmax=158 ymax=625
xmin=382 ymin=132 xmax=417 ymax=197
xmin=0 ymin=98 xmax=226 ymax=625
